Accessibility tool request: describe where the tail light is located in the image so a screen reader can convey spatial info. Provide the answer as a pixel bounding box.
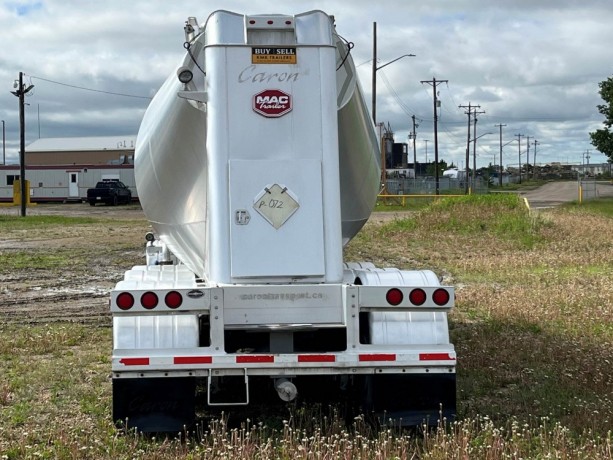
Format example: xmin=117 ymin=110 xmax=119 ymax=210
xmin=432 ymin=288 xmax=450 ymax=306
xmin=409 ymin=288 xmax=427 ymax=306
xmin=385 ymin=288 xmax=403 ymax=306
xmin=165 ymin=291 xmax=183 ymax=309
xmin=141 ymin=292 xmax=159 ymax=309
xmin=116 ymin=292 xmax=134 ymax=310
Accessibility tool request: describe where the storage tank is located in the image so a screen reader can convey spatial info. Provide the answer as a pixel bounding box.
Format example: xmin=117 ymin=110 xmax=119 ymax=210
xmin=135 ymin=10 xmax=380 ymax=281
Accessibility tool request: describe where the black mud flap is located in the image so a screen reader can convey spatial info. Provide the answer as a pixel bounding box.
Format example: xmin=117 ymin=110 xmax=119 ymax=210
xmin=113 ymin=377 xmax=196 ymax=433
xmin=363 ymin=373 xmax=456 ymax=427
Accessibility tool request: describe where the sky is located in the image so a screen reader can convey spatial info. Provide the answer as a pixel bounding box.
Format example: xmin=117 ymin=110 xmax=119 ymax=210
xmin=0 ymin=0 xmax=612 ymax=169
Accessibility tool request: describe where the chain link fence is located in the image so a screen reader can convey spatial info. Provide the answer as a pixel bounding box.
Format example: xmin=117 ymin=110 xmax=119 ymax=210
xmin=384 ymin=176 xmax=489 ymax=195
xmin=579 ymin=178 xmax=598 ymax=201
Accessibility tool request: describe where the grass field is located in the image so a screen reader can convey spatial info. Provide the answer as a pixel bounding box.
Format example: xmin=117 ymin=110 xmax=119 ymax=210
xmin=0 ymin=196 xmax=612 ymax=458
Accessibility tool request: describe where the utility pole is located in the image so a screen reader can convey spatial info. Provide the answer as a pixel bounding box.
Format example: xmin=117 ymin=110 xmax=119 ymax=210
xmin=472 ymin=107 xmax=485 ymax=191
xmin=10 ymin=71 xmax=34 ymax=217
xmin=371 ymin=22 xmax=414 ymax=124
xmin=424 ymin=139 xmax=429 ymax=163
xmin=371 ymin=22 xmax=377 ymax=124
xmin=459 ymin=103 xmax=474 ymax=194
xmin=495 ymin=124 xmax=506 ymax=187
xmin=1 ymin=120 xmax=5 ymax=165
xmin=421 ymin=77 xmax=448 ymax=195
xmin=533 ymin=139 xmax=539 ymax=179
xmin=515 ymin=133 xmax=524 ymax=183
xmin=411 ymin=115 xmax=418 ymax=182
xmin=525 ymin=136 xmax=532 ymax=179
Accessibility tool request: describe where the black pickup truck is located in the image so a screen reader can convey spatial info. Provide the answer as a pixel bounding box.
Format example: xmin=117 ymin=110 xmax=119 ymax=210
xmin=87 ymin=180 xmax=132 ymax=206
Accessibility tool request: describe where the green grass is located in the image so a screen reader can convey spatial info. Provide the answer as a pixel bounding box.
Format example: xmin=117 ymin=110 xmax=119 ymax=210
xmin=1 ymin=198 xmax=613 ymax=458
xmin=0 ymin=215 xmax=99 ymax=229
xmin=563 ymin=196 xmax=613 ymax=217
xmin=0 ymin=250 xmax=78 ymax=270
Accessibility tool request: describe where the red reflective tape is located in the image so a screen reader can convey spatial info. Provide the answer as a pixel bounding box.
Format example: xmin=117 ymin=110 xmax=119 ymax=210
xmin=359 ymin=353 xmax=396 ymax=362
xmin=236 ymin=355 xmax=274 ymax=363
xmin=419 ymin=353 xmax=455 ymax=361
xmin=298 ymin=354 xmax=336 ymax=363
xmin=174 ymin=356 xmax=212 ymax=365
xmin=119 ymin=357 xmax=149 ymax=366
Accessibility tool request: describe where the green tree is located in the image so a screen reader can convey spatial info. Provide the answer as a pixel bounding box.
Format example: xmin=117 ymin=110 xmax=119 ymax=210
xmin=590 ymin=76 xmax=613 ymax=161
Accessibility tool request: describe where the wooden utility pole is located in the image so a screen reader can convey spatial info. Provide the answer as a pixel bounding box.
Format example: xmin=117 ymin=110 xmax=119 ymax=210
xmin=10 ymin=71 xmax=34 ymax=217
xmin=421 ymin=77 xmax=448 ymax=195
xmin=459 ymin=103 xmax=481 ymax=193
xmin=459 ymin=103 xmax=472 ymax=194
xmin=472 ymin=107 xmax=485 ymax=191
xmin=515 ymin=133 xmax=524 ymax=183
xmin=533 ymin=139 xmax=539 ymax=179
xmin=495 ymin=124 xmax=506 ymax=187
xmin=371 ymin=22 xmax=377 ymax=124
xmin=525 ymin=136 xmax=532 ymax=177
xmin=459 ymin=103 xmax=485 ymax=192
xmin=411 ymin=115 xmax=418 ymax=180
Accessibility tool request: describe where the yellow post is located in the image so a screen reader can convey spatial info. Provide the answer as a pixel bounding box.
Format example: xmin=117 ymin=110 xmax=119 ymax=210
xmin=12 ymin=179 xmax=33 ymax=206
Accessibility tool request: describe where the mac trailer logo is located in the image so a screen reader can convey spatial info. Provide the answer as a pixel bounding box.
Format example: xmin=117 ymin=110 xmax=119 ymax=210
xmin=253 ymin=89 xmax=292 ymax=118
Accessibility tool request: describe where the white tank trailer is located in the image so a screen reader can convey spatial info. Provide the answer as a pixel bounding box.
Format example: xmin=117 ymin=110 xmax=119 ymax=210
xmin=111 ymin=10 xmax=456 ymax=432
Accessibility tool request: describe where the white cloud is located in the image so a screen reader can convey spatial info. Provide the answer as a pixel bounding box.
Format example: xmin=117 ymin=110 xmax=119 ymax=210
xmin=0 ymin=0 xmax=611 ymax=166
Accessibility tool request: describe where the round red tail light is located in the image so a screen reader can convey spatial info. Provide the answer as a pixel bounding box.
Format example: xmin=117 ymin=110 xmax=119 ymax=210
xmin=432 ymin=288 xmax=450 ymax=306
xmin=165 ymin=291 xmax=183 ymax=309
xmin=141 ymin=292 xmax=159 ymax=309
xmin=409 ymin=288 xmax=427 ymax=306
xmin=116 ymin=292 xmax=134 ymax=310
xmin=385 ymin=288 xmax=404 ymax=306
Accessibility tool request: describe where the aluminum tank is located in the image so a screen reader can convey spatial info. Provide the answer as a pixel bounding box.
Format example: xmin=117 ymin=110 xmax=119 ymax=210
xmin=135 ymin=10 xmax=380 ymax=280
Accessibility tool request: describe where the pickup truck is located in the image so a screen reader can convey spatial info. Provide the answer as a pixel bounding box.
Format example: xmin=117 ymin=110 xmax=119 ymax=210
xmin=87 ymin=180 xmax=132 ymax=206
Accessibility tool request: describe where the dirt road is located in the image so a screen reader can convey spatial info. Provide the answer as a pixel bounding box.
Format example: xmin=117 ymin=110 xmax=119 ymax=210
xmin=0 ymin=203 xmax=148 ymax=325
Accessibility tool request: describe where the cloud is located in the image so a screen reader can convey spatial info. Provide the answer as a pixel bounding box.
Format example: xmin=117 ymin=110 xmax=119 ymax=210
xmin=0 ymin=0 xmax=611 ymax=167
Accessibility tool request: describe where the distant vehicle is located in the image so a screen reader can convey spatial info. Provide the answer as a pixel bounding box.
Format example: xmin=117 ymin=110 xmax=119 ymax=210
xmin=443 ymin=168 xmax=466 ymax=180
xmin=87 ymin=179 xmax=132 ymax=206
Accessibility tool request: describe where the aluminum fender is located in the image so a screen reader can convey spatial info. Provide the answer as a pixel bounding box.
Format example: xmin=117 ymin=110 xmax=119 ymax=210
xmin=347 ymin=267 xmax=453 ymax=347
xmin=349 ymin=267 xmax=441 ymax=287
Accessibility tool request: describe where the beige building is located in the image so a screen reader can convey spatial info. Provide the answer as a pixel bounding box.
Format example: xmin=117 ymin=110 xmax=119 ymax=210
xmin=26 ymin=136 xmax=136 ymax=165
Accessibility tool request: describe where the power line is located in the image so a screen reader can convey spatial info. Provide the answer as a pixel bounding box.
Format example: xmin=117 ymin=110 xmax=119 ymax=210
xmin=378 ymin=70 xmax=415 ymax=116
xmin=27 ymin=75 xmax=153 ymax=100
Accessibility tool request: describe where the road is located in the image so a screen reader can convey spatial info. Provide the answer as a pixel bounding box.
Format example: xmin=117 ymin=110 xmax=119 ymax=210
xmin=520 ymin=180 xmax=613 ymax=209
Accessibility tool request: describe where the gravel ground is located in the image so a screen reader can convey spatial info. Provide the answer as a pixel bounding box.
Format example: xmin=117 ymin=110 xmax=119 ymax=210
xmin=0 ymin=203 xmax=148 ymax=325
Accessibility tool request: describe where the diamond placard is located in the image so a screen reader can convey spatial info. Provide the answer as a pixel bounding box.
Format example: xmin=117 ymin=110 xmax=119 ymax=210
xmin=253 ymin=184 xmax=299 ymax=229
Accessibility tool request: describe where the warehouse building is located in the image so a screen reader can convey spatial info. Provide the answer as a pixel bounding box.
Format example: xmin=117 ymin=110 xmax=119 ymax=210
xmin=0 ymin=136 xmax=137 ymax=203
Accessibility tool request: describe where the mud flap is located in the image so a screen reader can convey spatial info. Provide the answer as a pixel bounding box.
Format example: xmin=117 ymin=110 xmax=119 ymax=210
xmin=113 ymin=377 xmax=196 ymax=433
xmin=363 ymin=373 xmax=456 ymax=426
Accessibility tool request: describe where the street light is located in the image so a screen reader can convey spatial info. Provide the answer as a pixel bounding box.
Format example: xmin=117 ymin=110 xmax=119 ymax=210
xmin=472 ymin=132 xmax=492 ymax=191
xmin=498 ymin=138 xmax=516 ymax=187
xmin=371 ymin=22 xmax=415 ymax=124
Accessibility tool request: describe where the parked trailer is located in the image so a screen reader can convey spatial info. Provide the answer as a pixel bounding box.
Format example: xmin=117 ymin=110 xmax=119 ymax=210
xmin=0 ymin=164 xmax=137 ymax=203
xmin=111 ymin=10 xmax=456 ymax=432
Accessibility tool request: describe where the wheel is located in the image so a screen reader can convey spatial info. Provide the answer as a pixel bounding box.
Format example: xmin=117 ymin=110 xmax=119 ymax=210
xmin=89 ymin=200 xmax=96 ymax=206
xmin=111 ymin=196 xmax=118 ymax=206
